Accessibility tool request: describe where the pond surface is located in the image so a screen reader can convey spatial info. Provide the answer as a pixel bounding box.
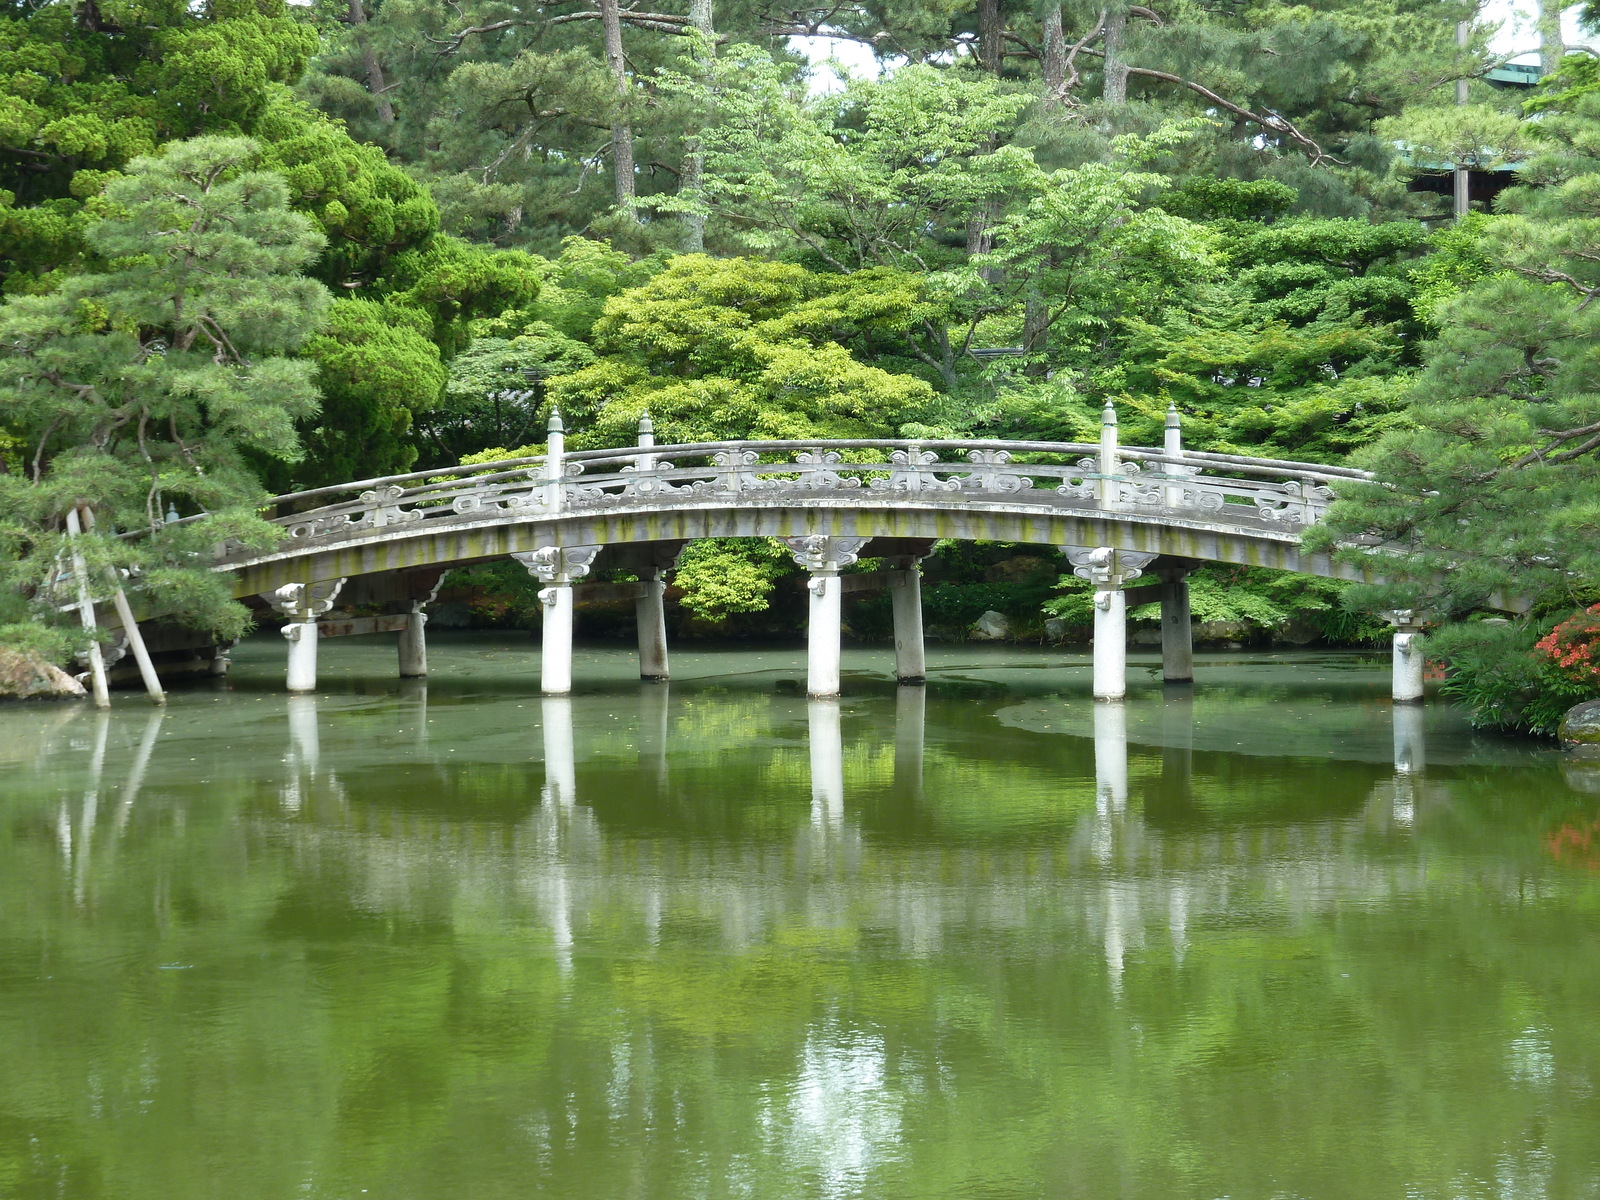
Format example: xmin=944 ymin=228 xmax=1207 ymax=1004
xmin=2 ymin=636 xmax=1598 ymax=1200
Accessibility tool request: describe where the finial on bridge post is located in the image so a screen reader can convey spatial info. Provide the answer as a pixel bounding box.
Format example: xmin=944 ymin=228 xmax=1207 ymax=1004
xmin=1098 ymin=401 xmax=1120 ymax=510
xmin=545 ymin=408 xmax=565 ymax=513
xmin=634 ymin=411 xmax=657 ymax=478
xmin=1163 ymin=401 xmax=1185 ymax=509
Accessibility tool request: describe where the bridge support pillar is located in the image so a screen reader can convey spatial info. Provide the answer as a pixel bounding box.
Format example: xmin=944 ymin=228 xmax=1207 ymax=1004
xmin=1064 ymin=547 xmax=1157 ymax=702
xmin=637 ymin=572 xmax=670 ymax=681
xmin=808 ymin=573 xmax=843 ymax=697
xmin=1385 ymin=610 xmax=1427 ymax=704
xmin=262 ymin=580 xmax=346 ymax=694
xmin=284 ymin=621 xmax=319 ymax=692
xmin=1159 ymin=566 xmax=1197 ymax=684
xmin=541 ymin=584 xmax=575 ymax=694
xmin=891 ymin=563 xmax=926 ymax=684
xmin=398 ymin=604 xmax=428 ymax=678
xmin=785 ymin=536 xmax=870 ymax=698
xmin=512 ymin=545 xmax=603 ymax=696
xmin=397 ymin=576 xmax=444 ymax=679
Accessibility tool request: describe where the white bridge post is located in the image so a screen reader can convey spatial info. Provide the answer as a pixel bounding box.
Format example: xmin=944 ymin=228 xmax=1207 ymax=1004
xmin=398 ymin=605 xmax=428 ymax=678
xmin=637 ymin=571 xmax=670 ymax=681
xmin=398 ymin=577 xmax=443 ymax=678
xmin=810 ymin=574 xmax=843 ymax=697
xmin=785 ymin=535 xmax=870 ymax=698
xmin=263 ymin=580 xmax=346 ymax=693
xmin=1065 ymin=547 xmax=1157 ymax=702
xmin=1385 ymin=610 xmax=1426 ymax=704
xmin=513 ymin=545 xmax=602 ymax=695
xmin=543 ymin=584 xmax=575 ymax=694
xmin=1159 ymin=565 xmax=1195 ymax=684
xmin=544 ymin=409 xmax=566 ymax=513
xmin=635 ymin=543 xmax=682 ymax=682
xmin=1098 ymin=401 xmax=1121 ymax=511
xmin=890 ymin=557 xmax=926 ymax=685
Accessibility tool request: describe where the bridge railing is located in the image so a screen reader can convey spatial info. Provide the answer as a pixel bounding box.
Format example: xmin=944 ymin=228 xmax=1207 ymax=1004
xmin=217 ymin=407 xmax=1371 ymax=561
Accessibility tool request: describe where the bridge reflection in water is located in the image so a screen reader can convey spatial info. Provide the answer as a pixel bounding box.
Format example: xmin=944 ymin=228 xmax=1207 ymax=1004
xmin=207 ymin=678 xmax=1445 ymax=993
xmin=15 ymin=662 xmax=1588 ymax=1198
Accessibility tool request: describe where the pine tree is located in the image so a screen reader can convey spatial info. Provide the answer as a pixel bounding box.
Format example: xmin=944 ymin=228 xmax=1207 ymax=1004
xmin=1312 ymin=93 xmax=1600 ymax=611
xmin=0 ymin=137 xmax=331 ymax=648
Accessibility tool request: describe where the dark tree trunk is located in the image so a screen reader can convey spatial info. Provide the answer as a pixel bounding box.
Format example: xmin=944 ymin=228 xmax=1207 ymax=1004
xmin=1042 ymin=6 xmax=1066 ymax=94
xmin=348 ymin=0 xmax=395 ymax=125
xmin=600 ymin=0 xmax=637 ymax=218
xmin=681 ymin=0 xmax=714 ymax=251
xmin=977 ymin=0 xmax=1003 ymax=74
xmin=1102 ymin=5 xmax=1129 ymax=104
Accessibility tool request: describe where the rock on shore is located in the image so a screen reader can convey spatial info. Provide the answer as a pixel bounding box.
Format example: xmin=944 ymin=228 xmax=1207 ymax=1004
xmin=1559 ymin=700 xmax=1600 ymax=756
xmin=0 ymin=648 xmax=86 ymax=700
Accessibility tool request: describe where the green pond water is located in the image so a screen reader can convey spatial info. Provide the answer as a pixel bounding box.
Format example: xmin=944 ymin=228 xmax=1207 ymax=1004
xmin=2 ymin=636 xmax=1599 ymax=1200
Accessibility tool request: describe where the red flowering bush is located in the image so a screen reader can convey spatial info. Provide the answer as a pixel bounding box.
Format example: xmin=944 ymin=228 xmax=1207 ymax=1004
xmin=1534 ymin=604 xmax=1600 ymax=684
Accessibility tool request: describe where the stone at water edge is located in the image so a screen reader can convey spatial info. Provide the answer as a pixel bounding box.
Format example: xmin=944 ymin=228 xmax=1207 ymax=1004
xmin=0 ymin=648 xmax=87 ymax=700
xmin=970 ymin=611 xmax=1011 ymax=641
xmin=1558 ymin=700 xmax=1600 ymax=756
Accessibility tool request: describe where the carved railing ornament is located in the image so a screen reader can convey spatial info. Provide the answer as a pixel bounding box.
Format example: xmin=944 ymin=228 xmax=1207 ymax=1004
xmin=351 ymin=484 xmax=423 ymax=530
xmin=794 ymin=449 xmax=862 ymax=491
xmin=869 ymin=447 xmax=960 ymax=494
xmin=961 ymin=449 xmax=1033 ymax=494
xmin=213 ymin=435 xmax=1361 ymax=573
xmin=1056 ymin=458 xmax=1099 ymax=501
xmin=285 ymin=512 xmax=352 ymax=541
xmin=698 ymin=448 xmax=773 ymax=495
xmin=1253 ymin=479 xmax=1336 ymax=525
xmin=1115 ymin=461 xmax=1166 ymax=509
xmin=620 ymin=459 xmax=682 ymax=499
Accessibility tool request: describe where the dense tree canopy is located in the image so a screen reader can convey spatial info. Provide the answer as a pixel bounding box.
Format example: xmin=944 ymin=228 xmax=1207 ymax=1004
xmin=5 ymin=0 xmax=1600 ymax=730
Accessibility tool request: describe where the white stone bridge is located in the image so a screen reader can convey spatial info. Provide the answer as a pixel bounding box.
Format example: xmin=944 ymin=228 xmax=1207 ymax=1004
xmin=109 ymin=404 xmax=1433 ymax=703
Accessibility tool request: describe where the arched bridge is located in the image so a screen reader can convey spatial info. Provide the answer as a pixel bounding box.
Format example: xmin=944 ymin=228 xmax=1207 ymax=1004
xmin=77 ymin=406 xmax=1423 ymax=706
xmin=185 ymin=404 xmax=1422 ymax=705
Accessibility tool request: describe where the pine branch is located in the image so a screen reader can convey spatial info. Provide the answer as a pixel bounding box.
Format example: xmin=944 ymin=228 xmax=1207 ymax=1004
xmin=1511 ymin=420 xmax=1600 ymax=467
xmin=431 ymin=8 xmax=697 ymax=55
xmin=1071 ymin=47 xmax=1344 ymax=165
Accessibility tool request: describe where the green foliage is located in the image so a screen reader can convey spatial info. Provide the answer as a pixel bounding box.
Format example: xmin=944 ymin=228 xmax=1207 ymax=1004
xmin=0 ymin=136 xmax=330 ymax=649
xmin=1046 ymin=566 xmax=1381 ymax=643
xmin=289 ymin=298 xmax=448 ymax=488
xmin=673 ymin=538 xmax=794 ymax=621
xmin=1163 ymin=178 xmax=1298 ymax=223
xmin=1431 ymin=619 xmax=1597 ymax=736
xmin=0 ymin=0 xmax=318 ymax=288
xmin=1315 ymin=96 xmax=1600 ymax=613
xmin=253 ymin=89 xmax=440 ymax=291
xmin=660 ymin=53 xmax=1035 ymax=273
xmin=546 ymin=255 xmax=940 ymax=446
xmin=1408 ymin=214 xmax=1496 ymax=328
